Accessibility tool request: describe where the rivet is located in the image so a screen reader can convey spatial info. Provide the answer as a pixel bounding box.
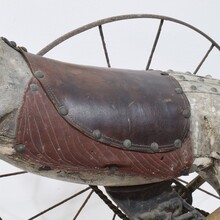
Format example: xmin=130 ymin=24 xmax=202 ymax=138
xmin=178 ymin=75 xmax=186 ymax=80
xmin=182 ymin=109 xmax=191 ymax=118
xmin=20 ymin=46 xmax=27 ymax=52
xmin=93 ymin=129 xmax=101 ymax=139
xmin=15 ymin=144 xmax=26 ymax=153
xmin=185 ymin=71 xmax=192 ymax=75
xmin=30 ymin=83 xmax=38 ymax=91
xmin=211 ymin=87 xmax=218 ymax=92
xmin=198 ymin=77 xmax=204 ymax=82
xmin=190 ymin=85 xmax=197 ymax=90
xmin=34 ymin=70 xmax=44 ymax=78
xmin=150 ymin=142 xmax=159 ymax=152
xmin=123 ymin=139 xmax=132 ymax=148
xmin=58 ymin=106 xmax=68 ymax=116
xmin=167 ymin=69 xmax=174 ymax=73
xmin=174 ymin=139 xmax=182 ymax=148
xmin=175 ymin=88 xmax=183 ymax=94
xmin=161 ymin=72 xmax=169 ymax=76
xmin=9 ymin=41 xmax=17 ymax=48
xmin=205 ymin=75 xmax=212 ymax=79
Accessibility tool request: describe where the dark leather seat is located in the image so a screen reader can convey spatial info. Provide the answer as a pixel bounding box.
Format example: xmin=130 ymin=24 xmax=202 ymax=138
xmin=21 ymin=51 xmax=190 ymax=153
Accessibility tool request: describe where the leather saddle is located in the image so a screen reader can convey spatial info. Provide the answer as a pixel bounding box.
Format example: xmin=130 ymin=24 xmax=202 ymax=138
xmin=21 ymin=51 xmax=190 ymax=153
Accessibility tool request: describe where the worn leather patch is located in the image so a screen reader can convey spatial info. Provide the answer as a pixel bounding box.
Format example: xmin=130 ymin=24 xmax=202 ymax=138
xmin=21 ymin=51 xmax=190 ymax=153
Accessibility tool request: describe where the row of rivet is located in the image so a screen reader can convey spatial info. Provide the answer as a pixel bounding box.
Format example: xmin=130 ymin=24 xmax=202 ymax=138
xmin=93 ymin=128 xmax=182 ymax=152
xmin=189 ymin=85 xmax=218 ymax=92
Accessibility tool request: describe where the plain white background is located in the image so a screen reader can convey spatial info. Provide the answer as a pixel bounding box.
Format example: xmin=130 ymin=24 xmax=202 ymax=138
xmin=0 ymin=1 xmax=220 ymax=219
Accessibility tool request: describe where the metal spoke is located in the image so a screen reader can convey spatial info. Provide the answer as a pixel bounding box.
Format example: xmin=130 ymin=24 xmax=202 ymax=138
xmin=193 ymin=44 xmax=214 ymax=74
xmin=73 ymin=190 xmax=94 ymax=220
xmin=177 ymin=178 xmax=220 ymax=199
xmin=99 ymin=25 xmax=111 ymax=68
xmin=112 ymin=211 xmax=117 ymax=220
xmin=28 ymin=187 xmax=90 ymax=220
xmin=0 ymin=171 xmax=27 ymax=178
xmin=146 ymin=19 xmax=164 ymax=70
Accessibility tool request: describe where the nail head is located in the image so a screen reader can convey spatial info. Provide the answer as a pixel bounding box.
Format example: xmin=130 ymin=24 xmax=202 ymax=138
xmin=15 ymin=144 xmax=26 ymax=153
xmin=34 ymin=70 xmax=44 ymax=78
xmin=150 ymin=142 xmax=159 ymax=152
xmin=58 ymin=106 xmax=68 ymax=116
xmin=93 ymin=129 xmax=101 ymax=139
xmin=123 ymin=139 xmax=132 ymax=148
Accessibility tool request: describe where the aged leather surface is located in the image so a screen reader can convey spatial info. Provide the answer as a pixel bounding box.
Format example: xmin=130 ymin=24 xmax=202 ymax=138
xmin=21 ymin=51 xmax=190 ymax=153
xmin=15 ymin=77 xmax=193 ymax=184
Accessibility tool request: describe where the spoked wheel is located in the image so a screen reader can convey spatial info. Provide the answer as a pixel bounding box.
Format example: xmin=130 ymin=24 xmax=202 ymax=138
xmin=0 ymin=14 xmax=220 ymax=219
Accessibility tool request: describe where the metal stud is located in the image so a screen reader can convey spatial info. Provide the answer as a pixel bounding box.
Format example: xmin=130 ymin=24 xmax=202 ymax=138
xmin=15 ymin=144 xmax=26 ymax=153
xmin=185 ymin=71 xmax=192 ymax=75
xmin=34 ymin=70 xmax=44 ymax=78
xmin=174 ymin=139 xmax=182 ymax=148
xmin=205 ymin=75 xmax=212 ymax=79
xmin=93 ymin=129 xmax=101 ymax=139
xmin=30 ymin=83 xmax=38 ymax=91
xmin=175 ymin=88 xmax=183 ymax=94
xmin=123 ymin=139 xmax=132 ymax=148
xmin=58 ymin=106 xmax=68 ymax=116
xmin=211 ymin=87 xmax=218 ymax=92
xmin=161 ymin=72 xmax=169 ymax=76
xmin=182 ymin=109 xmax=191 ymax=118
xmin=9 ymin=41 xmax=17 ymax=48
xmin=167 ymin=69 xmax=174 ymax=73
xmin=190 ymin=85 xmax=197 ymax=90
xmin=150 ymin=142 xmax=159 ymax=152
xmin=178 ymin=75 xmax=186 ymax=80
xmin=198 ymin=77 xmax=204 ymax=82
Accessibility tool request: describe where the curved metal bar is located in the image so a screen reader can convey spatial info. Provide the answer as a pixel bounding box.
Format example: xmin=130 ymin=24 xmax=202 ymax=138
xmin=37 ymin=14 xmax=220 ymax=56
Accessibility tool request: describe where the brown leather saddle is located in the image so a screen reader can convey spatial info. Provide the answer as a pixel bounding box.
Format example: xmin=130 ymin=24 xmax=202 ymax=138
xmin=21 ymin=51 xmax=190 ymax=153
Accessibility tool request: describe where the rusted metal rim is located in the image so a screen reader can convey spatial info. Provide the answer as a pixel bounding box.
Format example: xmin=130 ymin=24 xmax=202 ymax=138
xmin=37 ymin=14 xmax=220 ymax=56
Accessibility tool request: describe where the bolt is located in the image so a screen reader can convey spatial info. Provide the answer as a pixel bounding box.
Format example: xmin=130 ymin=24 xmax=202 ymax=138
xmin=34 ymin=70 xmax=44 ymax=78
xmin=93 ymin=129 xmax=101 ymax=139
xmin=15 ymin=144 xmax=26 ymax=153
xmin=58 ymin=106 xmax=68 ymax=116
xmin=123 ymin=139 xmax=132 ymax=148
xmin=150 ymin=142 xmax=159 ymax=152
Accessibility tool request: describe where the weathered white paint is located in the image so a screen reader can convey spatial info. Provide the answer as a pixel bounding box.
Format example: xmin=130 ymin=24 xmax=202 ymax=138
xmin=0 ymin=39 xmax=32 ymax=157
xmin=170 ymin=70 xmax=220 ymax=193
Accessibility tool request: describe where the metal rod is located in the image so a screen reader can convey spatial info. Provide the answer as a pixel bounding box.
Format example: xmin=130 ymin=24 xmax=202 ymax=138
xmin=73 ymin=190 xmax=94 ymax=220
xmin=28 ymin=187 xmax=90 ymax=220
xmin=177 ymin=178 xmax=219 ymax=199
xmin=146 ymin=19 xmax=164 ymax=70
xmin=90 ymin=185 xmax=129 ymax=220
xmin=0 ymin=171 xmax=27 ymax=178
xmin=99 ymin=25 xmax=111 ymax=68
xmin=193 ymin=44 xmax=214 ymax=74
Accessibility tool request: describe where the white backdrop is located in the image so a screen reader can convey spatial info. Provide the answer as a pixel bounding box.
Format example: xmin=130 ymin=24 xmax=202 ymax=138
xmin=0 ymin=1 xmax=220 ymax=219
